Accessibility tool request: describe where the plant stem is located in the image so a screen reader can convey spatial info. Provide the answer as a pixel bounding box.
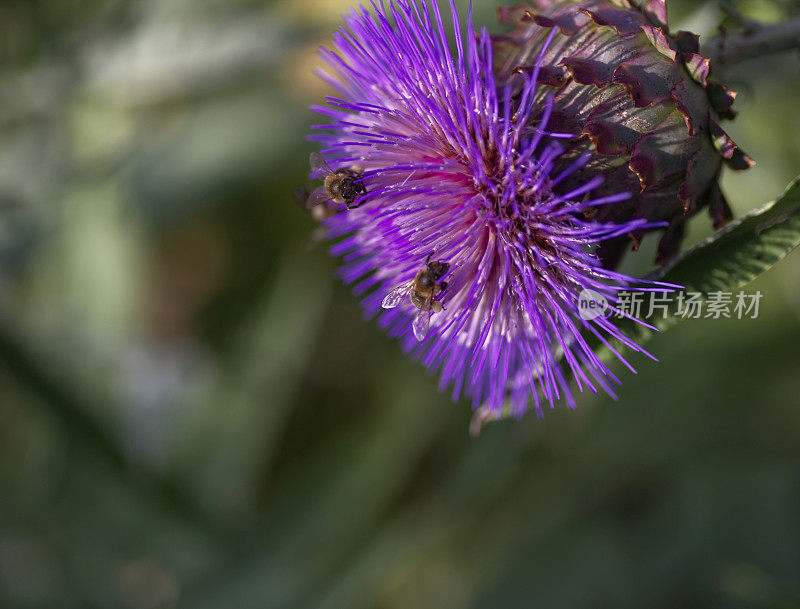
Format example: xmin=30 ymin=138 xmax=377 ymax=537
xmin=703 ymin=17 xmax=800 ymax=68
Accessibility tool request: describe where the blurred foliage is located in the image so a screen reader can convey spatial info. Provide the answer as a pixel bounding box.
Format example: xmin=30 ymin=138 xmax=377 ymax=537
xmin=0 ymin=0 xmax=799 ymax=608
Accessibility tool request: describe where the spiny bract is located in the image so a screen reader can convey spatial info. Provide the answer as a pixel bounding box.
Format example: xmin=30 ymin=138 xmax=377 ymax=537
xmin=494 ymin=0 xmax=752 ymax=267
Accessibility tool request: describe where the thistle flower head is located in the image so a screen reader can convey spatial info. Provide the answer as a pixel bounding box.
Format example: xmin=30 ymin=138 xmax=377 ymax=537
xmin=309 ymin=0 xmax=670 ymax=416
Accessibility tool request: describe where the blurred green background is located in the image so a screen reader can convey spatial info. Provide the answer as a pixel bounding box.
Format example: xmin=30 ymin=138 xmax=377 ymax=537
xmin=1 ymin=0 xmax=799 ymax=608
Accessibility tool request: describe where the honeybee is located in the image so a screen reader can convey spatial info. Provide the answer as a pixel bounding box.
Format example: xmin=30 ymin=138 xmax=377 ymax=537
xmin=382 ymin=254 xmax=450 ymax=341
xmin=307 ymin=152 xmax=367 ymax=210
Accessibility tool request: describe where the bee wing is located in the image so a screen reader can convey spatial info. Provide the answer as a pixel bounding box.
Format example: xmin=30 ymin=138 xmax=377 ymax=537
xmin=306 ymin=187 xmax=332 ymax=209
xmin=381 ymin=282 xmax=412 ymax=309
xmin=412 ymin=308 xmax=432 ymax=341
xmin=309 ymin=152 xmax=333 ymax=177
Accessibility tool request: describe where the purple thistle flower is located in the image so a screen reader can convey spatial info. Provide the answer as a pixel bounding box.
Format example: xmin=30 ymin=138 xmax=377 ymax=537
xmin=309 ymin=0 xmax=670 ymax=417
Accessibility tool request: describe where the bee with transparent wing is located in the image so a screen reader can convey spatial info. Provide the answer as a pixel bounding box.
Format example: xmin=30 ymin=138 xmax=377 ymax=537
xmin=381 ymin=254 xmax=450 ymax=341
xmin=307 ymin=152 xmax=367 ymax=210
